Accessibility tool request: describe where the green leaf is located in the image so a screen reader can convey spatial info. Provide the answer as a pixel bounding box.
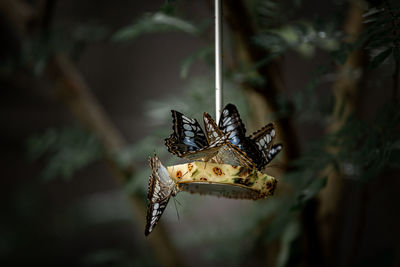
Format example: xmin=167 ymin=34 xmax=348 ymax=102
xmin=26 ymin=127 xmax=103 ymax=181
xmin=253 ymin=33 xmax=288 ymax=54
xmin=292 ymin=177 xmax=327 ymax=210
xmin=369 ymin=47 xmax=393 ymax=69
xmin=113 ymin=12 xmax=199 ymax=42
xmin=362 ymin=7 xmax=384 ymax=19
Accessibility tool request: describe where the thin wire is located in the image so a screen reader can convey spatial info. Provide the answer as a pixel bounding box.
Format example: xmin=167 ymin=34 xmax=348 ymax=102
xmin=215 ymin=0 xmax=223 ymax=124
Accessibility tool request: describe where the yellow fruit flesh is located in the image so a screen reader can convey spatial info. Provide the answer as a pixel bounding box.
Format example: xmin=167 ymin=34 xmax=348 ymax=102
xmin=167 ymin=162 xmax=277 ymax=200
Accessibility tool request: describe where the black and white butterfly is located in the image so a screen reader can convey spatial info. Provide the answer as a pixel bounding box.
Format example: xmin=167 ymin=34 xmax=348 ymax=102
xmin=218 ymin=104 xmax=283 ymax=171
xmin=203 ymin=112 xmax=256 ymax=169
xmin=145 ymin=153 xmax=179 ymax=236
xmin=165 ymin=110 xmax=226 ymax=162
xmin=248 ymin=123 xmax=283 ymax=169
xmin=165 ymin=105 xmax=282 ymax=171
xmin=165 ymin=110 xmax=256 ymax=169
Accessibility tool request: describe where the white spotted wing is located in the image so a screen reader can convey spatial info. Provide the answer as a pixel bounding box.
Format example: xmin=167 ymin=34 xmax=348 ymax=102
xmin=219 ymin=104 xmax=283 ymax=171
xmin=165 ymin=110 xmax=226 ymax=161
xmin=145 ymin=153 xmax=178 ymax=236
xmin=249 ymin=124 xmax=283 ymax=169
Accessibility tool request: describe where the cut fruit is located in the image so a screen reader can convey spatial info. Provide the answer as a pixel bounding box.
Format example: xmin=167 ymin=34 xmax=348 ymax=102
xmin=167 ymin=161 xmax=277 ymax=200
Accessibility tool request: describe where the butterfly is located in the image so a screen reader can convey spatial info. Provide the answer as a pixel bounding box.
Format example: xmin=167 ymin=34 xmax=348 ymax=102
xmin=145 ymin=153 xmax=179 ymax=236
xmin=165 ymin=110 xmax=256 ymax=169
xmin=218 ymin=104 xmax=283 ymax=171
xmin=165 ymin=110 xmax=226 ymax=161
xmin=248 ymin=123 xmax=283 ymax=169
xmin=203 ymin=112 xmax=256 ymax=169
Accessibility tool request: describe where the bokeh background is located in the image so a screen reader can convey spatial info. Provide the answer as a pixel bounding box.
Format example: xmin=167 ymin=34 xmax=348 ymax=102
xmin=1 ymin=0 xmax=399 ymax=266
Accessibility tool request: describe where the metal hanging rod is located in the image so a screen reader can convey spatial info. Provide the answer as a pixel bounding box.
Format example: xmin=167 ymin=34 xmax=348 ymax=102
xmin=215 ymin=0 xmax=223 ymax=124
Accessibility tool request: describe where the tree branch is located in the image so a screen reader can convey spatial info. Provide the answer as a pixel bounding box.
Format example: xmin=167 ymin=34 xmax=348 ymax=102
xmin=49 ymin=55 xmax=183 ymax=267
xmin=222 ymin=1 xmax=301 ymax=266
xmin=223 ymin=0 xmax=300 ymax=163
xmin=0 ymin=1 xmax=183 ymax=266
xmin=315 ymin=2 xmax=365 ymax=266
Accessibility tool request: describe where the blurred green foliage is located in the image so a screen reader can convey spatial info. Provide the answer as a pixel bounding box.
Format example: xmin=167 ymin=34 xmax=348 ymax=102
xmin=27 ymin=127 xmax=103 ymax=181
xmin=0 ymin=22 xmax=108 ymax=76
xmin=363 ymin=2 xmax=400 ymax=69
xmin=112 ymin=1 xmax=210 ymax=43
xmin=21 ymin=0 xmax=400 ymax=266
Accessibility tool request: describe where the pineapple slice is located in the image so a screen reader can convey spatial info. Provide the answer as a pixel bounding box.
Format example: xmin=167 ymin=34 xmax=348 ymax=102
xmin=167 ymin=162 xmax=277 ymax=200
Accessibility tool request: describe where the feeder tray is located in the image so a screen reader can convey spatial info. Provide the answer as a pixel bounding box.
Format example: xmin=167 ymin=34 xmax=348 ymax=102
xmin=167 ymin=161 xmax=277 ymax=200
xmin=144 ymin=0 xmax=282 ymax=236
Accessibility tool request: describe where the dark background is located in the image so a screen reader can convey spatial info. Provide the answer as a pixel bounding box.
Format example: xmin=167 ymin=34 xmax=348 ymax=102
xmin=1 ymin=0 xmax=399 ymax=266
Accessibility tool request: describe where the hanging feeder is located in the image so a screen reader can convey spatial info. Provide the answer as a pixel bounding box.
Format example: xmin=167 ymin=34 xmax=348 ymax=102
xmin=144 ymin=0 xmax=283 ymax=236
xmin=168 ymin=161 xmax=277 ymax=200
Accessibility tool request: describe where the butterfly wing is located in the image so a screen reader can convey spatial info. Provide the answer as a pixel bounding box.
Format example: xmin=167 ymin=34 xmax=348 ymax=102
xmin=203 ymin=112 xmax=229 ymax=145
xmin=218 ymin=104 xmax=265 ymax=168
xmin=165 ymin=111 xmax=230 ymax=161
xmin=249 ymin=123 xmax=275 ymax=148
xmin=145 ymin=176 xmax=172 ymax=236
xmin=218 ymin=104 xmax=283 ymax=171
xmin=204 ymin=112 xmax=256 ymax=169
xmin=250 ymin=124 xmax=283 ymax=170
xmin=266 ymin=144 xmax=283 ymax=165
xmin=165 ymin=110 xmax=210 ymax=160
xmin=218 ymin=104 xmax=247 ymax=148
xmin=215 ymin=142 xmax=257 ymax=169
xmin=145 ymin=154 xmax=176 ymax=236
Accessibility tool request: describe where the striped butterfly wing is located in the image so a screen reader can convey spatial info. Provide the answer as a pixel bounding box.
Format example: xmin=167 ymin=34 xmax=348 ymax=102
xmin=165 ymin=110 xmax=208 ymax=156
xmin=204 ymin=112 xmax=256 ymax=169
xmin=218 ymin=104 xmax=282 ymax=171
xmin=145 ymin=154 xmax=177 ymax=236
xmin=249 ymin=124 xmax=283 ymax=170
xmin=165 ymin=111 xmax=220 ymax=161
xmin=215 ymin=143 xmax=257 ymax=169
xmin=218 ymin=104 xmax=264 ymax=169
xmin=218 ymin=103 xmax=247 ymax=149
xmin=266 ymin=144 xmax=283 ymax=165
xmin=203 ymin=112 xmax=228 ymax=145
xmin=145 ymin=181 xmax=172 ymax=236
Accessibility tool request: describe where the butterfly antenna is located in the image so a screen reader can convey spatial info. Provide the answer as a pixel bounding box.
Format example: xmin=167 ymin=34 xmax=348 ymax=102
xmin=265 ymin=163 xmax=285 ymax=170
xmin=174 ymin=196 xmax=182 ymax=206
xmin=172 ymin=197 xmax=181 ymax=222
